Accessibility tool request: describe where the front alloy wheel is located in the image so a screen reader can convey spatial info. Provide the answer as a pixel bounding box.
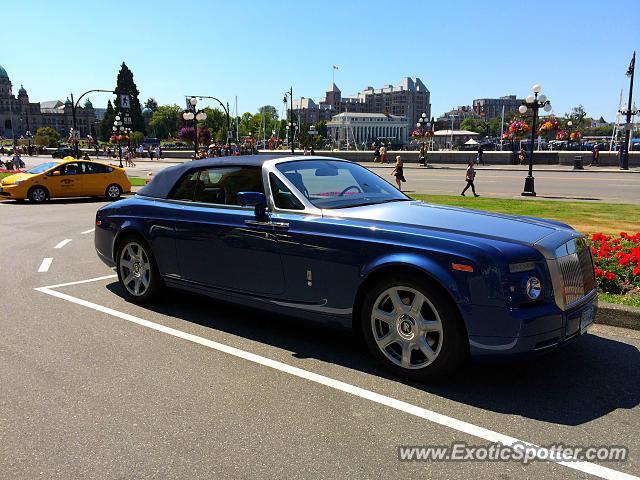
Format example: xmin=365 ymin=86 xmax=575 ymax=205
xmin=361 ymin=275 xmax=467 ymax=381
xmin=371 ymin=286 xmax=443 ymax=370
xmin=117 ymin=239 xmax=161 ymax=302
xmin=28 ymin=186 xmax=47 ymax=203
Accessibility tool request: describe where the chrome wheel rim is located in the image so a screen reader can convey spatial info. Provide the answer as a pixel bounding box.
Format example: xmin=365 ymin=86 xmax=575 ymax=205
xmin=370 ymin=286 xmax=443 ymax=370
xmin=107 ymin=185 xmax=120 ymax=198
xmin=119 ymin=242 xmax=151 ymax=297
xmin=32 ymin=188 xmax=46 ymax=202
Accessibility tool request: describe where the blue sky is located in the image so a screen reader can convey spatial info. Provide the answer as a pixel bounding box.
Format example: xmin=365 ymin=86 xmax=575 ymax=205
xmin=3 ymin=0 xmax=639 ymax=121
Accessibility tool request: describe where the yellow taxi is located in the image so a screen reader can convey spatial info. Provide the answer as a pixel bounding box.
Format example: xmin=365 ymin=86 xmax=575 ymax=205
xmin=0 ymin=157 xmax=131 ymax=203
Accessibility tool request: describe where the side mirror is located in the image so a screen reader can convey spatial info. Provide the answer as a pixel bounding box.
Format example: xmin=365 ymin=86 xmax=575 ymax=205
xmin=52 ymin=171 xmax=61 ymax=176
xmin=237 ymin=191 xmax=267 ymax=218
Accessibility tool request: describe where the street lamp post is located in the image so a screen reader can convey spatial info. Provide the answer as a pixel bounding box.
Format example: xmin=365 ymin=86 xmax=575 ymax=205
xmin=566 ymin=120 xmax=573 ymax=150
xmin=518 ymin=84 xmax=552 ymax=196
xmin=185 ymin=95 xmax=231 ymax=147
xmin=620 ymin=51 xmax=636 ymax=170
xmin=284 ymin=87 xmax=296 ymax=154
xmin=183 ymin=97 xmax=207 ymax=159
xmin=416 ymin=113 xmax=430 ymax=165
xmin=113 ymin=113 xmax=124 ymax=168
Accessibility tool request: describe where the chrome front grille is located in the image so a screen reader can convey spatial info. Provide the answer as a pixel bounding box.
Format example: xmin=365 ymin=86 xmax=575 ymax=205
xmin=555 ymin=238 xmax=596 ymax=308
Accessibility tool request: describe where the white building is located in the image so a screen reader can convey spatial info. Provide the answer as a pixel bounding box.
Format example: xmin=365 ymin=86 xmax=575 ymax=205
xmin=327 ymin=112 xmax=409 ymax=146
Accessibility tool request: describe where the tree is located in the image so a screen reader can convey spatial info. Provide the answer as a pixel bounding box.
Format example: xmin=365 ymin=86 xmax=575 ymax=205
xmin=200 ymin=107 xmax=227 ymax=137
xmin=149 ymin=105 xmax=182 ymax=139
xmin=99 ymin=100 xmax=115 ymax=142
xmin=460 ymin=118 xmax=488 ymax=136
xmin=113 ymin=62 xmax=146 ymax=135
xmin=563 ymin=105 xmax=588 ymax=132
xmin=259 ymin=105 xmax=278 ymax=122
xmin=34 ymin=127 xmax=60 ymax=147
xmin=130 ymin=131 xmax=145 ymax=144
xmin=144 ymin=98 xmax=158 ymax=111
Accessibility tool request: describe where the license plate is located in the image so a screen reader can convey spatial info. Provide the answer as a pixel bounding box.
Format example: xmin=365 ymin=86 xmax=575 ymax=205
xmin=580 ymin=306 xmax=594 ymax=334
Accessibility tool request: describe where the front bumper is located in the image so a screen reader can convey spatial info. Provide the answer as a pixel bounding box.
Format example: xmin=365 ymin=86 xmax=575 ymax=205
xmin=0 ymin=184 xmax=23 ymax=199
xmin=468 ymin=294 xmax=598 ymax=357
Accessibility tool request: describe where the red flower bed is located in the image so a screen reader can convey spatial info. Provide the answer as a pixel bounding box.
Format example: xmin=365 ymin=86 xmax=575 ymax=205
xmin=587 ymin=232 xmax=640 ymax=294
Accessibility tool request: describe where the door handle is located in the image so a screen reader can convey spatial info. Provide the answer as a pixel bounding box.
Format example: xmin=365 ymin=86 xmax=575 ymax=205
xmin=244 ymin=219 xmax=289 ymax=229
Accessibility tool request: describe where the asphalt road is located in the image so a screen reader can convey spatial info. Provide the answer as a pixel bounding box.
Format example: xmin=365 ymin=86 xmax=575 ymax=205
xmin=12 ymin=154 xmax=640 ymax=204
xmin=1 ymin=198 xmax=639 ymax=479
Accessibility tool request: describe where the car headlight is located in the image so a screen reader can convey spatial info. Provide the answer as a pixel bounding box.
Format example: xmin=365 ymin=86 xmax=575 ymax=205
xmin=525 ymin=277 xmax=542 ymax=300
xmin=11 ymin=178 xmax=29 ymax=185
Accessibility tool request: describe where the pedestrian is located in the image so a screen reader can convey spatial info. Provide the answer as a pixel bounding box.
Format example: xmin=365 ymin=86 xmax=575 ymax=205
xmin=461 ymin=161 xmax=479 ymax=196
xmin=390 ymin=155 xmax=406 ymax=191
xmin=419 ymin=144 xmax=427 ymax=166
xmin=303 ymin=147 xmax=309 ymax=156
xmin=373 ymin=144 xmax=380 ymax=163
xmin=477 ymin=145 xmax=484 ymax=165
xmin=380 ymin=145 xmax=388 ymax=164
xmin=617 ymin=144 xmax=623 ymax=168
xmin=155 ymin=145 xmax=160 ymax=160
xmin=518 ymin=148 xmax=526 ymax=165
xmin=148 ymin=146 xmax=154 ymax=161
xmin=310 ymin=146 xmax=315 ymax=155
xmin=158 ymin=146 xmax=163 ymax=159
xmin=589 ymin=145 xmax=599 ymax=167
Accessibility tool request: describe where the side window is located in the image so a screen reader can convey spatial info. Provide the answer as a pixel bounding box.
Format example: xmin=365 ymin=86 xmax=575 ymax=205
xmin=269 ymin=173 xmax=304 ymax=210
xmin=62 ymin=162 xmax=82 ymax=175
xmin=83 ymin=162 xmax=111 ymax=174
xmin=168 ymin=170 xmax=201 ymax=201
xmin=193 ymin=166 xmax=264 ymax=205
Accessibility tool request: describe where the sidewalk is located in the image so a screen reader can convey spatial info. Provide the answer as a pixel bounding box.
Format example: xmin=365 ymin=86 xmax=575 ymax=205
xmin=13 ymin=154 xmax=640 ymax=174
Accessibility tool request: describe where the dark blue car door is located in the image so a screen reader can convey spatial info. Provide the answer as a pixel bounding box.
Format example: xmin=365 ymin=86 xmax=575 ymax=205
xmin=170 ymin=166 xmax=285 ymax=295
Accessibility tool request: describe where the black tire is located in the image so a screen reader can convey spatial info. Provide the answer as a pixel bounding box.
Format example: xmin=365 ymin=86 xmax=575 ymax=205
xmin=105 ymin=183 xmax=122 ymax=200
xmin=28 ymin=186 xmax=48 ymax=203
xmin=116 ymin=235 xmax=163 ymax=303
xmin=360 ymin=273 xmax=467 ymax=381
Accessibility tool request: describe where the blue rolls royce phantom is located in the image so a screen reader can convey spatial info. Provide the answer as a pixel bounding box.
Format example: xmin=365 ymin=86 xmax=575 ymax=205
xmin=95 ymin=155 xmax=598 ymax=381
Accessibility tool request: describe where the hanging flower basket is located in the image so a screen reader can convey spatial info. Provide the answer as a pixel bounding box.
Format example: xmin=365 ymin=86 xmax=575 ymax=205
xmin=556 ymin=131 xmax=568 ymax=141
xmin=537 ymin=120 xmax=561 ymax=138
xmin=507 ymin=121 xmax=531 ymax=140
xmin=570 ymin=131 xmax=581 ymax=141
xmin=179 ymin=127 xmax=196 ymax=144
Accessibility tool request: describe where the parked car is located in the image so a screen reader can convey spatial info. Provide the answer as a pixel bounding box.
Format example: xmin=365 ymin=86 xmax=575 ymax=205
xmin=94 ymin=155 xmax=597 ymax=381
xmin=51 ymin=147 xmax=74 ymax=158
xmin=0 ymin=158 xmax=130 ymax=202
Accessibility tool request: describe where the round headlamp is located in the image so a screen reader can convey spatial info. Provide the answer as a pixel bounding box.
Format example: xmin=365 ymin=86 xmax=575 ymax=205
xmin=525 ymin=277 xmax=542 ymax=300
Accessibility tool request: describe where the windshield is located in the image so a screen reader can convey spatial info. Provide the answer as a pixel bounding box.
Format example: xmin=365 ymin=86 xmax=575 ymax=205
xmin=26 ymin=162 xmax=60 ymax=174
xmin=275 ymin=160 xmax=409 ymax=209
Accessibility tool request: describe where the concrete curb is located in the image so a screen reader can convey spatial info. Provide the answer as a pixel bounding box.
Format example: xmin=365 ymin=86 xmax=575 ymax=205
xmin=596 ymin=302 xmax=640 ymax=330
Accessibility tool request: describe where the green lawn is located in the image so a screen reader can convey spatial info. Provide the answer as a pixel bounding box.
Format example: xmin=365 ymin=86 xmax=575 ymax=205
xmin=410 ymin=194 xmax=640 ymax=236
xmin=129 ymin=177 xmax=147 ymax=186
xmin=598 ymin=292 xmax=640 ymax=308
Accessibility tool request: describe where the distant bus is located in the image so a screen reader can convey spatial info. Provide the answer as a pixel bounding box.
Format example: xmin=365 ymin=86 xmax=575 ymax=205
xmin=143 ymin=137 xmax=159 ymax=146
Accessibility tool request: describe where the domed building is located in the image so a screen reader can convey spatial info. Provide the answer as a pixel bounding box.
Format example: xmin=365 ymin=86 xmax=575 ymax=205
xmin=0 ymin=64 xmax=97 ymax=141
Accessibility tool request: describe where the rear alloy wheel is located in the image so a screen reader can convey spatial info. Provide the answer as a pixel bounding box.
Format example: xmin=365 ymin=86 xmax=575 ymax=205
xmin=116 ymin=238 xmax=162 ymax=303
xmin=28 ymin=186 xmax=48 ymax=203
xmin=361 ymin=275 xmax=467 ymax=381
xmin=106 ymin=183 xmax=122 ymax=200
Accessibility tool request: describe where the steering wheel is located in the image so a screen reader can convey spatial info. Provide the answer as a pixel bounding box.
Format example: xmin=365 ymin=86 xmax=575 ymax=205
xmin=338 ymin=185 xmax=363 ymax=196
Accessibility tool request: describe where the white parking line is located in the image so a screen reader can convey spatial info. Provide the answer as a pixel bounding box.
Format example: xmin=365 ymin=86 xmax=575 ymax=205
xmin=81 ymin=228 xmax=95 ymax=234
xmin=34 ymin=276 xmax=638 ymax=480
xmin=54 ymin=239 xmax=72 ymax=249
xmin=37 ymin=258 xmax=53 ymax=272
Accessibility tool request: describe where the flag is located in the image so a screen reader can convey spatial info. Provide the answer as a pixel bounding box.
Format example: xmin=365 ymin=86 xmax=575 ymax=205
xmin=333 ymin=65 xmax=339 ymax=70
xmin=626 ymin=53 xmax=635 ymax=77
